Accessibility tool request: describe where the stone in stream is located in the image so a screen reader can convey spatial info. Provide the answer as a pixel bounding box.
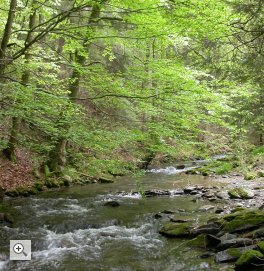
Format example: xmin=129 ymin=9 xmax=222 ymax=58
xmin=199 ymin=205 xmax=215 ymax=212
xmin=176 ymin=164 xmax=185 ymax=170
xmin=159 ymin=222 xmax=192 ymax=237
xmin=103 ymin=201 xmax=120 ymax=207
xmin=183 ymin=186 xmax=197 ymax=194
xmin=200 ymin=252 xmax=215 ymax=259
xmin=161 ymin=210 xmax=175 ymax=214
xmin=144 ymin=189 xmax=170 ymax=197
xmin=215 ymin=208 xmax=224 ymax=214
xmin=216 ymin=238 xmax=253 ymax=250
xmin=228 ymin=188 xmax=254 ymax=199
xmin=216 ymin=191 xmax=230 ymax=200
xmin=235 ymin=250 xmax=264 ymax=270
xmin=215 ymin=245 xmax=257 ymax=263
xmin=222 ymin=210 xmax=264 ymax=233
xmin=191 ymin=224 xmax=220 ymax=236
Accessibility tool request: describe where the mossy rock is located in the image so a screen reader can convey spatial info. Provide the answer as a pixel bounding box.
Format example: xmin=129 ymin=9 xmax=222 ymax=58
xmin=11 ymin=186 xmax=39 ymax=197
xmin=0 ymin=203 xmax=19 ymax=224
xmin=215 ymin=246 xmax=257 ymax=263
xmin=228 ymin=188 xmax=254 ymax=199
xmin=45 ymin=179 xmax=61 ymax=188
xmin=159 ymin=222 xmax=192 ymax=237
xmin=223 ymin=210 xmax=264 ymax=233
xmin=257 ymin=171 xmax=264 ymax=178
xmin=244 ymin=172 xmax=257 ymax=180
xmin=231 ymin=207 xmax=247 ymax=213
xmin=235 ymin=250 xmax=263 ymax=270
xmin=188 ymin=234 xmax=220 ymax=248
xmin=188 ymin=234 xmax=208 ymax=248
xmin=33 ymin=181 xmax=44 ymax=191
xmin=257 ymin=241 xmax=264 ymax=253
xmin=99 ymin=176 xmax=114 ymax=183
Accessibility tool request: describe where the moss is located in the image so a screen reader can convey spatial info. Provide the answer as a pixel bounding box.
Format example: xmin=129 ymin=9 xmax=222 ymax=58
xmin=15 ymin=186 xmax=38 ymax=196
xmin=257 ymin=241 xmax=264 ymax=253
xmin=244 ymin=172 xmax=257 ymax=180
xmin=257 ymin=171 xmax=264 ymax=178
xmin=235 ymin=250 xmax=263 ymax=269
xmin=227 ymin=248 xmax=243 ymax=259
xmin=45 ymin=179 xmax=60 ymax=188
xmin=0 ymin=203 xmax=19 ymax=224
xmin=188 ymin=234 xmax=208 ymax=248
xmin=159 ymin=222 xmax=192 ymax=237
xmin=99 ymin=176 xmax=114 ymax=183
xmin=214 ymin=162 xmax=233 ymax=175
xmin=33 ymin=181 xmax=44 ymax=191
xmin=231 ymin=207 xmax=247 ymax=213
xmin=223 ymin=210 xmax=264 ymax=233
xmin=228 ymin=188 xmax=251 ymax=199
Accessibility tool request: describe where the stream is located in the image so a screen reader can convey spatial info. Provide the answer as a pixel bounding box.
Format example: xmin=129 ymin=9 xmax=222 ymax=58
xmin=0 ymin=157 xmax=232 ymax=271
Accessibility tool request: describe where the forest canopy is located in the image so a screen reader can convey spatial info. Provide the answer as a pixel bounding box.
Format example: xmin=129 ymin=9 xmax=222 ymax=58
xmin=0 ymin=0 xmax=263 ymax=178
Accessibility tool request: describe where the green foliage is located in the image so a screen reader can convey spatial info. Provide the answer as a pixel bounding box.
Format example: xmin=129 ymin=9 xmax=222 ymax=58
xmin=0 ymin=0 xmax=261 ymax=179
xmin=252 ymin=146 xmax=264 ymax=156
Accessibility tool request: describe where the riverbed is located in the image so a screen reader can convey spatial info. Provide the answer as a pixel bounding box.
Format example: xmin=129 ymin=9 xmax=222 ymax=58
xmin=0 ymin=160 xmax=242 ymax=271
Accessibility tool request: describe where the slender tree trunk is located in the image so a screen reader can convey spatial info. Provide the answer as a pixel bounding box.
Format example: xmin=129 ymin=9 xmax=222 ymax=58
xmin=47 ymin=2 xmax=105 ymax=173
xmin=3 ymin=7 xmax=36 ymax=161
xmin=0 ymin=0 xmax=17 ymax=71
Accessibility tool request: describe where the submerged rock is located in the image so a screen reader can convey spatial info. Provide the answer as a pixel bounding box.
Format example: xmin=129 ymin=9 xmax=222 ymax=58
xmin=103 ymin=201 xmax=120 ymax=207
xmin=176 ymin=164 xmax=185 ymax=169
xmin=199 ymin=205 xmax=215 ymax=212
xmin=159 ymin=222 xmax=192 ymax=237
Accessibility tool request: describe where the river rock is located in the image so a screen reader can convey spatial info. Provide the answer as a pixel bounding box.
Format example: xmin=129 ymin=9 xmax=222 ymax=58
xmin=217 ymin=238 xmax=253 ymax=250
xmin=159 ymin=222 xmax=192 ymax=237
xmin=215 ymin=245 xmax=257 ymax=263
xmin=235 ymin=250 xmax=264 ymax=270
xmin=176 ymin=165 xmax=185 ymax=169
xmin=144 ymin=189 xmax=170 ymax=197
xmin=200 ymin=252 xmax=215 ymax=259
xmin=222 ymin=210 xmax=264 ymax=233
xmin=199 ymin=205 xmax=215 ymax=212
xmin=216 ymin=191 xmax=229 ymax=200
xmin=162 ymin=210 xmax=175 ymax=214
xmin=192 ymin=224 xmax=220 ymax=236
xmin=183 ymin=186 xmax=197 ymax=194
xmin=228 ymin=188 xmax=254 ymax=199
xmin=215 ymin=208 xmax=224 ymax=214
xmin=103 ymin=201 xmax=120 ymax=207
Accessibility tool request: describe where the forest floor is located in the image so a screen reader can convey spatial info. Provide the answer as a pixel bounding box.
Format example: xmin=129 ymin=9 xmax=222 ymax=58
xmin=0 ymin=154 xmax=33 ymax=190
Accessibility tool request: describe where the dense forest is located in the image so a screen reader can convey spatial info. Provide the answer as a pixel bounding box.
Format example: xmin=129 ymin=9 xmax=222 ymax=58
xmin=0 ymin=0 xmax=263 ymax=185
xmin=0 ymin=1 xmax=264 ymax=270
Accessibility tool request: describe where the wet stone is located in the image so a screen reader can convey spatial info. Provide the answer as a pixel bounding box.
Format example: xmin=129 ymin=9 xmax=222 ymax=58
xmin=103 ymin=201 xmax=120 ymax=207
xmin=199 ymin=205 xmax=215 ymax=212
xmin=217 ymin=238 xmax=253 ymax=250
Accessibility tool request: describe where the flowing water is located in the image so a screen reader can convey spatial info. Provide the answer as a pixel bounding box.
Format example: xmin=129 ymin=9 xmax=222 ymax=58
xmin=0 ymin=158 xmax=232 ymax=271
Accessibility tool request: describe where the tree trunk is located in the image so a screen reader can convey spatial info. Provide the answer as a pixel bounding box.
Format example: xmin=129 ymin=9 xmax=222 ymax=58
xmin=47 ymin=2 xmax=105 ymax=173
xmin=2 ymin=8 xmax=37 ymax=161
xmin=0 ymin=0 xmax=17 ymax=71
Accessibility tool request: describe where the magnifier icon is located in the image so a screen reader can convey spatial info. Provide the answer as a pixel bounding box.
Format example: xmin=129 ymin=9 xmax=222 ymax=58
xmin=13 ymin=243 xmax=28 ymax=257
